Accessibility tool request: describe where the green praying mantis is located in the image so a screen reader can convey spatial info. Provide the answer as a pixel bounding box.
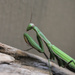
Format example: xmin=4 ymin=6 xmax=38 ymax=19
xmin=23 ymin=23 xmax=75 ymax=73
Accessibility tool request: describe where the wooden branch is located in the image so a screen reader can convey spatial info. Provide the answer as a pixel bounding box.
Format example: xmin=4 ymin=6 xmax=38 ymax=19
xmin=0 ymin=42 xmax=75 ymax=75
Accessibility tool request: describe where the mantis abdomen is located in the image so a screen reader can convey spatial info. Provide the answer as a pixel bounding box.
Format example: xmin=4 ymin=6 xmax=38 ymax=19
xmin=51 ymin=45 xmax=75 ymax=70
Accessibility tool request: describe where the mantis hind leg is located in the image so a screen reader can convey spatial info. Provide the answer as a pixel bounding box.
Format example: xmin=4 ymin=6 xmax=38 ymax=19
xmin=25 ymin=47 xmax=33 ymax=51
xmin=43 ymin=53 xmax=52 ymax=75
xmin=64 ymin=60 xmax=75 ymax=67
xmin=48 ymin=59 xmax=53 ymax=75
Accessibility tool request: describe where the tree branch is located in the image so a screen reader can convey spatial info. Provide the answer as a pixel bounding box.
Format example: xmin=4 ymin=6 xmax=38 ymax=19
xmin=0 ymin=42 xmax=75 ymax=75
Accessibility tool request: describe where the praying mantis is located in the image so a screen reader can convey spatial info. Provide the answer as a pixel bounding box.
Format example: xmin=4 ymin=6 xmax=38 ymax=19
xmin=23 ymin=23 xmax=75 ymax=73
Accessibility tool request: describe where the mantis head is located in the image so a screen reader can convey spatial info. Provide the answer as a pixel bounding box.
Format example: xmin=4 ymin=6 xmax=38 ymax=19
xmin=27 ymin=23 xmax=35 ymax=31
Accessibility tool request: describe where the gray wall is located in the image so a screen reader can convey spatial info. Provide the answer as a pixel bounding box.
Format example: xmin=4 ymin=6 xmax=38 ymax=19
xmin=0 ymin=0 xmax=75 ymax=59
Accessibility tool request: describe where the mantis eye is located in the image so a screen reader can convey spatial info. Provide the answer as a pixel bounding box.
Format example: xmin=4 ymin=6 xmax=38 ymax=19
xmin=27 ymin=23 xmax=34 ymax=31
xmin=30 ymin=23 xmax=34 ymax=27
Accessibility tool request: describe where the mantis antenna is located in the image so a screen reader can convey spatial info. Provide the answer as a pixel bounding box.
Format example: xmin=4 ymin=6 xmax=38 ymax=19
xmin=29 ymin=0 xmax=35 ymax=23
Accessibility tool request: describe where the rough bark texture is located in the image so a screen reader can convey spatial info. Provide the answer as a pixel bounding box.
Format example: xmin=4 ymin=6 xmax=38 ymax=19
xmin=0 ymin=42 xmax=75 ymax=75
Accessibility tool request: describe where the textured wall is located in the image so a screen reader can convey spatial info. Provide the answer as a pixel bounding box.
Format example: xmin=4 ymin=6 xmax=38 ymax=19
xmin=0 ymin=0 xmax=75 ymax=59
